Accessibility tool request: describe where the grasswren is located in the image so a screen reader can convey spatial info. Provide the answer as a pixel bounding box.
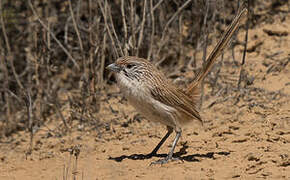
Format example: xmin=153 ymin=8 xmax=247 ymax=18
xmin=107 ymin=9 xmax=247 ymax=164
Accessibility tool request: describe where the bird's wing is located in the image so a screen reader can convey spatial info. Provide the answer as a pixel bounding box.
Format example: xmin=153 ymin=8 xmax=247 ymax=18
xmin=150 ymin=84 xmax=202 ymax=124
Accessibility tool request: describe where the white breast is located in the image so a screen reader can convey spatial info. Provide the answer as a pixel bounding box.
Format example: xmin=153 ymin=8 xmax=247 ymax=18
xmin=116 ymin=74 xmax=177 ymax=128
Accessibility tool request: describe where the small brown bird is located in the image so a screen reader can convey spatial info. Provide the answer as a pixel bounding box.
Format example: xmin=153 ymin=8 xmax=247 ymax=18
xmin=107 ymin=9 xmax=247 ymax=164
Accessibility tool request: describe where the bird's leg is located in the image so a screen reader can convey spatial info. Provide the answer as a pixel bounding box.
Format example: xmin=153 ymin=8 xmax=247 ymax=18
xmin=148 ymin=126 xmax=173 ymax=157
xmin=150 ymin=130 xmax=182 ymax=165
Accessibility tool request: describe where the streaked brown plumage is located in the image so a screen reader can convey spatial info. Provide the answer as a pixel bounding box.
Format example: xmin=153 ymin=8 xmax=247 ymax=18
xmin=107 ymin=8 xmax=248 ymax=164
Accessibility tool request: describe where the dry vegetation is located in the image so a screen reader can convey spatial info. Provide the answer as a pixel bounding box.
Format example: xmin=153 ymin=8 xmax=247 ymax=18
xmin=0 ymin=0 xmax=289 ymax=179
xmin=0 ymin=0 xmax=250 ymax=144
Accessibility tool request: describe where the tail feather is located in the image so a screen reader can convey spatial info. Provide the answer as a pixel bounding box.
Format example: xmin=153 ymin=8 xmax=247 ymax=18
xmin=186 ymin=8 xmax=248 ymax=94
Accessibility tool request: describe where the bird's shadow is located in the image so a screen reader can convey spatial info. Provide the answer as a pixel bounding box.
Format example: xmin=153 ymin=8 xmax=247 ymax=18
xmin=108 ymin=143 xmax=230 ymax=162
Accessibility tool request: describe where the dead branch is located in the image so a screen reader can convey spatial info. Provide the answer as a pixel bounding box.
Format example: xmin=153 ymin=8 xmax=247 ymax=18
xmin=156 ymin=0 xmax=192 ymax=58
xmin=238 ymin=1 xmax=249 ymax=89
xmin=0 ymin=0 xmax=24 ymax=90
xmin=136 ymin=0 xmax=147 ymax=57
xmin=28 ymin=0 xmax=80 ymax=70
xmin=97 ymin=0 xmax=120 ymax=58
xmin=68 ymin=0 xmax=84 ymax=52
xmin=147 ymin=0 xmax=155 ymax=60
xmin=121 ymin=0 xmax=128 ymax=56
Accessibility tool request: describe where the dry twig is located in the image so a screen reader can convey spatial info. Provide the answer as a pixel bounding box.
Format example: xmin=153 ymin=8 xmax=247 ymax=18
xmin=28 ymin=0 xmax=80 ymax=70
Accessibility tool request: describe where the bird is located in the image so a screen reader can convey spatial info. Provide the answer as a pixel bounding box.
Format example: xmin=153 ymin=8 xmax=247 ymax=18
xmin=106 ymin=8 xmax=248 ymax=165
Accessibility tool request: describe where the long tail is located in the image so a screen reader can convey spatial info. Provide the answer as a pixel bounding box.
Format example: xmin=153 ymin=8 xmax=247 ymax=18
xmin=186 ymin=8 xmax=248 ymax=94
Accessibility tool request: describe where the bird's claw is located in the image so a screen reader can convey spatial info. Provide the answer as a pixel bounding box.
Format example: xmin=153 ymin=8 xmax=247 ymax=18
xmin=150 ymin=156 xmax=182 ymax=165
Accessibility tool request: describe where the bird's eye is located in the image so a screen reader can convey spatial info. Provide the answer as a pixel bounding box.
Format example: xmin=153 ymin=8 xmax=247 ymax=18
xmin=126 ymin=64 xmax=135 ymax=69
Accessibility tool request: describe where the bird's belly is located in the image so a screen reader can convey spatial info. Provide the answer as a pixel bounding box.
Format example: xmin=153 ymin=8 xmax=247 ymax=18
xmin=116 ymin=75 xmax=177 ymax=128
xmin=126 ymin=93 xmax=177 ymax=128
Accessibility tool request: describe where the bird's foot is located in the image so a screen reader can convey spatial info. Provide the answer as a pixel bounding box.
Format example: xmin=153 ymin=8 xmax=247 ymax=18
xmin=150 ymin=156 xmax=182 ymax=165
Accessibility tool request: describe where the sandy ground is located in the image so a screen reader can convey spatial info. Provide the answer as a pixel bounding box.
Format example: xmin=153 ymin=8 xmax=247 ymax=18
xmin=1 ymin=7 xmax=290 ymax=180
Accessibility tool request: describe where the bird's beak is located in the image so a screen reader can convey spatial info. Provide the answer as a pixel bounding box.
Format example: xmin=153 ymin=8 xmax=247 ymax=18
xmin=106 ymin=63 xmax=121 ymax=72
